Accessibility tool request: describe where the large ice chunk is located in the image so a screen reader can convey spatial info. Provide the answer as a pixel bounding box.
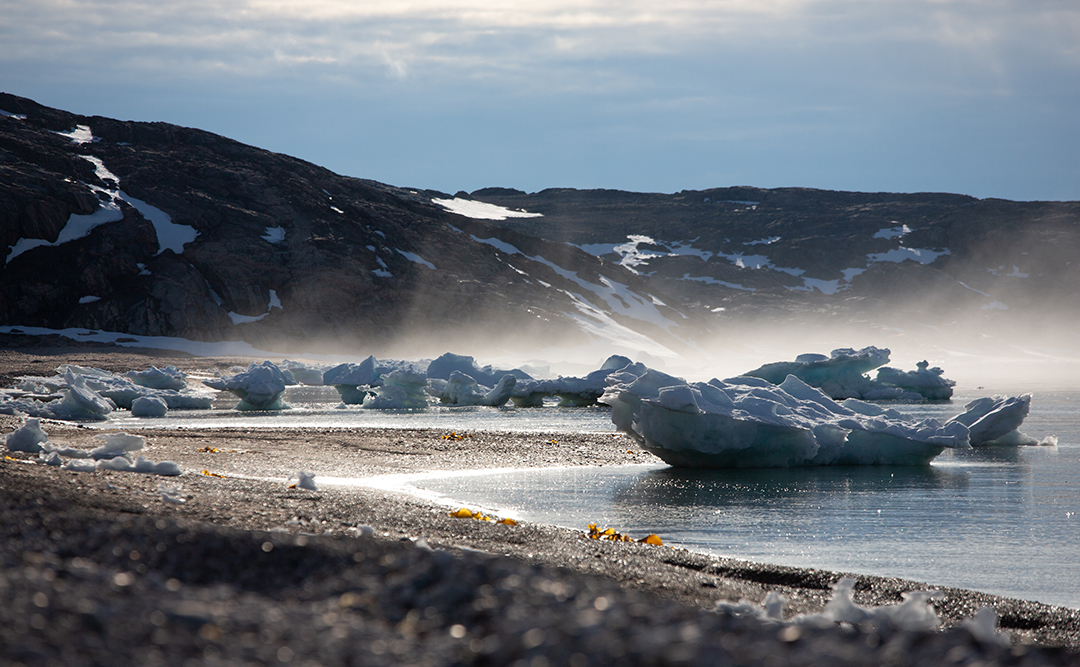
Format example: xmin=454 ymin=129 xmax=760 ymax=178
xmin=427 ymin=371 xmax=517 ymax=407
xmin=872 ymin=361 xmax=955 ymax=400
xmin=131 ymin=395 xmax=169 ymax=418
xmin=744 ymin=347 xmax=954 ymax=400
xmin=123 ymin=366 xmax=188 ymax=390
xmin=426 ymin=352 xmax=531 ymax=387
xmin=4 ymin=417 xmax=51 ymax=453
xmin=600 ymin=369 xmax=970 ymax=468
xmin=511 ymin=355 xmax=646 ymax=407
xmin=324 ymin=356 xmax=379 ymax=404
xmin=362 ymin=369 xmax=429 ymax=409
xmin=202 ymin=360 xmax=290 ymax=410
xmin=946 ymin=394 xmax=1047 ymax=446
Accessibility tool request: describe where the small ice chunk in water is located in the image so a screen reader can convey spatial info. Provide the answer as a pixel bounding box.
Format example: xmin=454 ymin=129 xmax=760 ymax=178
xmin=203 ymin=361 xmax=289 ymax=410
xmin=5 ymin=417 xmax=50 ymax=453
xmin=124 ymin=366 xmax=188 ymax=390
xmin=131 ymin=395 xmax=169 ymax=418
xmin=947 ymin=394 xmax=1042 ymax=446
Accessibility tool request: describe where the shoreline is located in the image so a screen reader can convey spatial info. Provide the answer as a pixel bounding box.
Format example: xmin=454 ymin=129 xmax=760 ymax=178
xmin=3 ymin=345 xmax=1080 ymax=663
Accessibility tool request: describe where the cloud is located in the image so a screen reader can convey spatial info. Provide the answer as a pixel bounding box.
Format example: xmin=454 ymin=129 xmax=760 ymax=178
xmin=2 ymin=0 xmax=1077 ymax=199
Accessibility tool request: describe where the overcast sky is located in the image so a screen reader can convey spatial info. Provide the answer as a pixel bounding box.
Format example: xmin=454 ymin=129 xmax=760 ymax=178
xmin=2 ymin=1 xmax=1078 ymax=200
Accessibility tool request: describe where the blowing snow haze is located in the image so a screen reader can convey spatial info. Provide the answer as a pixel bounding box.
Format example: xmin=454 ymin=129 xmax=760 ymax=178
xmin=2 ymin=93 xmax=1080 ymax=378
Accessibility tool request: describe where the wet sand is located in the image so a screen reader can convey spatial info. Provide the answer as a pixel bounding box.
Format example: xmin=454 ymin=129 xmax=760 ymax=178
xmin=2 ymin=344 xmax=1080 ymax=665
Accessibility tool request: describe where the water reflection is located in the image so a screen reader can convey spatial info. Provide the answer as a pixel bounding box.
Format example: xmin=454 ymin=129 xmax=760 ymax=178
xmin=611 ymin=465 xmax=967 ymax=511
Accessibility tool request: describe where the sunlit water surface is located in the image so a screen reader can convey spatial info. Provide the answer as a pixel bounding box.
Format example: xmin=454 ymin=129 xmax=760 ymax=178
xmin=413 ymin=388 xmax=1080 ymax=610
xmin=105 ymin=385 xmax=1079 ymax=608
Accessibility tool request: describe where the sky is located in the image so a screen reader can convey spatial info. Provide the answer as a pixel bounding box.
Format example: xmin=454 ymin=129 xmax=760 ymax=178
xmin=2 ymin=0 xmax=1078 ymax=201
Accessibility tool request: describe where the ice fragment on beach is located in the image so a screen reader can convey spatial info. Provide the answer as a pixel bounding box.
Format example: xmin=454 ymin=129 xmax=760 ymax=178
xmin=799 ymin=578 xmax=942 ymax=631
xmin=91 ymin=432 xmax=145 ymax=459
xmin=97 ymin=456 xmax=182 ymax=476
xmin=4 ymin=417 xmax=51 ymax=453
xmin=717 ymin=578 xmax=944 ymax=632
xmin=960 ymin=607 xmax=1012 ymax=646
xmin=287 ymin=470 xmax=318 ymax=490
xmin=159 ymin=484 xmax=186 ymax=504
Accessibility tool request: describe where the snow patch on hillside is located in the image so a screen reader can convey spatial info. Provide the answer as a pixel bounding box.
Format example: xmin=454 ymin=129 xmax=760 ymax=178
xmin=433 ymin=197 xmax=542 ymax=221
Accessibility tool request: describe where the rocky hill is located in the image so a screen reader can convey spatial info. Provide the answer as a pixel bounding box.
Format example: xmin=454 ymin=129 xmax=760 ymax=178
xmin=2 ymin=93 xmax=1078 ymax=361
xmin=0 ymin=94 xmax=699 ymax=360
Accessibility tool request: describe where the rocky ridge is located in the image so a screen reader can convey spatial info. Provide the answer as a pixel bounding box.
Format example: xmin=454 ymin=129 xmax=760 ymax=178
xmin=3 ymin=92 xmax=1079 ymax=358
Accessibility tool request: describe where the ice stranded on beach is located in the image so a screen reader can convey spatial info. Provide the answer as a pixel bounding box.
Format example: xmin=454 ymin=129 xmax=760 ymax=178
xmin=3 ymin=418 xmax=181 ymax=476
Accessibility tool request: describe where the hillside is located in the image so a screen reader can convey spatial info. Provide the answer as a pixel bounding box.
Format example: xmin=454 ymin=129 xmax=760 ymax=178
xmin=3 ymin=93 xmax=1079 ymax=363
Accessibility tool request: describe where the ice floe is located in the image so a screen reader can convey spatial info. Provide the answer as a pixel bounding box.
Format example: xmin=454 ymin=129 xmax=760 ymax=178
xmin=427 ymin=371 xmax=517 ymax=407
xmin=600 ymin=368 xmax=971 ymax=467
xmin=947 ymin=394 xmax=1055 ymax=446
xmin=744 ymin=346 xmax=955 ymax=401
xmin=511 ymin=355 xmax=646 ymax=407
xmin=203 ymin=360 xmax=290 ymax=410
xmin=362 ymin=369 xmax=430 ymax=409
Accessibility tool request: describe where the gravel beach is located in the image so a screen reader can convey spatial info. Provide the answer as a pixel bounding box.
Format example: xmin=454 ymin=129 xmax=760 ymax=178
xmin=2 ymin=343 xmax=1080 ymax=666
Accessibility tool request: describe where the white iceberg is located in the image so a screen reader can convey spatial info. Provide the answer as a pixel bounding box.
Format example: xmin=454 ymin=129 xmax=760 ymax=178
xmin=426 ymin=352 xmax=531 ymax=388
xmin=600 ymin=368 xmax=970 ymax=468
xmin=744 ymin=347 xmax=955 ymax=401
xmin=511 ymin=355 xmax=646 ymax=407
xmin=872 ymin=361 xmax=955 ymax=401
xmin=427 ymin=371 xmax=517 ymax=407
xmin=10 ymin=366 xmax=212 ymax=413
xmin=324 ymin=356 xmax=379 ymax=404
xmin=4 ymin=417 xmax=51 ymax=453
xmin=946 ymin=394 xmax=1051 ymax=446
xmin=279 ymin=360 xmax=328 ymax=386
xmin=131 ymin=395 xmax=169 ymax=418
xmin=90 ymin=432 xmax=145 ymax=459
xmin=362 ymin=369 xmax=429 ymax=409
xmin=203 ymin=360 xmax=290 ymax=410
xmin=123 ymin=365 xmax=188 ymax=390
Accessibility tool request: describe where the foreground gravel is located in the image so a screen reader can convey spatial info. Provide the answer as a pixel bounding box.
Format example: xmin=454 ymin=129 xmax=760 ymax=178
xmin=2 ymin=345 xmax=1080 ymax=665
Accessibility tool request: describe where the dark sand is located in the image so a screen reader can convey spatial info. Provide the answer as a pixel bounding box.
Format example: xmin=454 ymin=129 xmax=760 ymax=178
xmin=2 ymin=344 xmax=1079 ymax=665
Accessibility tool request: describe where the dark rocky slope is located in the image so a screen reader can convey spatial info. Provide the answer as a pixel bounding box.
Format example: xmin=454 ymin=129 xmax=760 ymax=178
xmin=3 ymin=92 xmax=1078 ymax=357
xmin=0 ymin=94 xmax=697 ymax=356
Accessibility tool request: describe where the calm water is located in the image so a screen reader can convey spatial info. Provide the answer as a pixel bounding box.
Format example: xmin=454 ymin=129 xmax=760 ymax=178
xmin=103 ymin=384 xmax=1080 ymax=608
xmin=412 ymin=389 xmax=1080 ymax=609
